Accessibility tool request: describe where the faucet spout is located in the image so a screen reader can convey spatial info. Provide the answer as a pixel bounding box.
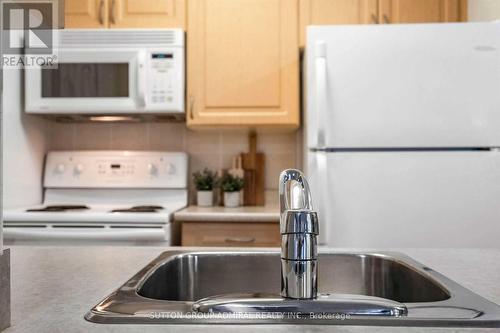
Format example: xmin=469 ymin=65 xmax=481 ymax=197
xmin=279 ymin=169 xmax=319 ymax=299
xmin=279 ymin=169 xmax=314 ymax=215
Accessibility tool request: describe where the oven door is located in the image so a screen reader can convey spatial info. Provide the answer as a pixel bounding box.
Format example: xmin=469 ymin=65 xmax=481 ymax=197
xmin=25 ymin=49 xmax=147 ymax=114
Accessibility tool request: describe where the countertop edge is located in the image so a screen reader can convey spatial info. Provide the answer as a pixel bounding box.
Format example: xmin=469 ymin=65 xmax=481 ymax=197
xmin=174 ymin=206 xmax=280 ymax=222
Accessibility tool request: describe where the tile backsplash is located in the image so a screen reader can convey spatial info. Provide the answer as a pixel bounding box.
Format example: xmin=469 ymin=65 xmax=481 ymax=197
xmin=49 ymin=122 xmax=302 ymax=203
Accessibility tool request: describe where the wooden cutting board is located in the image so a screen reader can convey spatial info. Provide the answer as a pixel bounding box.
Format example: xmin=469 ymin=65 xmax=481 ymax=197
xmin=241 ymin=132 xmax=265 ymax=206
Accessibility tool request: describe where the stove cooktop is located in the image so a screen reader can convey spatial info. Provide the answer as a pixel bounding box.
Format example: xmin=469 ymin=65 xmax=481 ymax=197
xmin=26 ymin=205 xmax=90 ymax=212
xmin=111 ymin=206 xmax=164 ymax=213
xmin=27 ymin=205 xmax=165 ymax=213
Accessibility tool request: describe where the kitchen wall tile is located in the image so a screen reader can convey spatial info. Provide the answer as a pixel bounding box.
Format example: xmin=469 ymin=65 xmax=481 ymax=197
xmin=74 ymin=123 xmax=112 ymax=150
xmin=49 ymin=122 xmax=75 ymax=150
xmin=185 ymin=130 xmax=221 ymax=154
xmin=221 ymin=130 xmax=249 ymax=156
xmin=257 ymin=132 xmax=297 ymax=155
xmin=221 ymin=153 xmax=240 ymax=171
xmin=148 ymin=123 xmax=185 ymax=151
xmin=189 ymin=152 xmax=222 ymax=173
xmin=265 ymin=190 xmax=279 ymax=206
xmin=47 ymin=121 xmax=303 ymax=192
xmin=265 ymin=152 xmax=297 ymax=189
xmin=110 ymin=123 xmax=148 ymax=150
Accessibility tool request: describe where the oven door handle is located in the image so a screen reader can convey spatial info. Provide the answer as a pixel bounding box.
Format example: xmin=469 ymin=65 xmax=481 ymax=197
xmin=3 ymin=226 xmax=168 ymax=242
xmin=137 ymin=51 xmax=147 ymax=107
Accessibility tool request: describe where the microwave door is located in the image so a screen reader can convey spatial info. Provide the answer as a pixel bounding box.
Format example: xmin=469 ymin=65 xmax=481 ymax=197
xmin=25 ymin=49 xmax=141 ymax=113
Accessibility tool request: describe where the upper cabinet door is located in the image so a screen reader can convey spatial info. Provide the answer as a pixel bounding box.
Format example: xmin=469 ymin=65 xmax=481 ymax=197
xmin=299 ymin=0 xmax=378 ymax=47
xmin=65 ymin=0 xmax=108 ymax=28
xmin=379 ymin=0 xmax=466 ymax=24
xmin=108 ymin=0 xmax=185 ymax=28
xmin=187 ymin=0 xmax=300 ymax=128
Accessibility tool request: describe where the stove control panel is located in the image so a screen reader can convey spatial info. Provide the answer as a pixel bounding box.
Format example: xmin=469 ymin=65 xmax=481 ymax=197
xmin=44 ymin=151 xmax=188 ymax=188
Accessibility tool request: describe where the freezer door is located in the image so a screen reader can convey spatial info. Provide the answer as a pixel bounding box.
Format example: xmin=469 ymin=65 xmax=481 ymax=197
xmin=307 ymin=151 xmax=500 ymax=248
xmin=305 ymin=22 xmax=500 ymax=149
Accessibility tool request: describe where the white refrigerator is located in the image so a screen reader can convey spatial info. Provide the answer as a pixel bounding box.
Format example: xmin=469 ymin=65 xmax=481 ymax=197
xmin=304 ymin=22 xmax=500 ymax=248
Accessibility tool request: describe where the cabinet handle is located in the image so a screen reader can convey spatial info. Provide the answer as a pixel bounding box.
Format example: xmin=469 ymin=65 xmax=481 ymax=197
xmin=371 ymin=14 xmax=379 ymax=24
xmin=189 ymin=96 xmax=195 ymax=120
xmin=383 ymin=14 xmax=390 ymax=24
xmin=110 ymin=0 xmax=116 ymax=25
xmin=225 ymin=237 xmax=256 ymax=244
xmin=98 ymin=0 xmax=105 ymax=25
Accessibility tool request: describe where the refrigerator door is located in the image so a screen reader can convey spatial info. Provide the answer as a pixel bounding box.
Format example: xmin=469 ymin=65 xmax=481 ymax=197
xmin=305 ymin=22 xmax=500 ymax=149
xmin=308 ymin=150 xmax=500 ymax=248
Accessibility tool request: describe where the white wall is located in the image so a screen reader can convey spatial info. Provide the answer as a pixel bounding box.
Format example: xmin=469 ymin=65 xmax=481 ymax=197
xmin=468 ymin=0 xmax=500 ymax=21
xmin=2 ymin=68 xmax=51 ymax=209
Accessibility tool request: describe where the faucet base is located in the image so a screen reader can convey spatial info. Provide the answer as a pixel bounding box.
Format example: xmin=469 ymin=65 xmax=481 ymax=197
xmin=193 ymin=292 xmax=408 ymax=317
xmin=281 ymin=259 xmax=318 ymax=299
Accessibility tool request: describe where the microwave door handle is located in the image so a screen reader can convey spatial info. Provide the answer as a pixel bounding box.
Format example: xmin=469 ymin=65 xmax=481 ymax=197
xmin=315 ymin=41 xmax=327 ymax=149
xmin=137 ymin=51 xmax=147 ymax=107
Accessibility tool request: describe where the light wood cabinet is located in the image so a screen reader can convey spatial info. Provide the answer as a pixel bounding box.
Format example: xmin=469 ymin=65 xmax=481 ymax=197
xmin=65 ymin=0 xmax=185 ymax=29
xmin=65 ymin=0 xmax=108 ymax=28
xmin=182 ymin=221 xmax=280 ymax=247
xmin=187 ymin=0 xmax=300 ymax=129
xmin=379 ymin=0 xmax=466 ymax=24
xmin=300 ymin=0 xmax=466 ymax=47
xmin=299 ymin=0 xmax=378 ymax=47
xmin=109 ymin=0 xmax=185 ymax=28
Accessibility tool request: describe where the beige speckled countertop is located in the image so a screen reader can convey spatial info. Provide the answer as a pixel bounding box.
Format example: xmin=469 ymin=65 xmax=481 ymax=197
xmin=175 ymin=190 xmax=280 ymax=223
xmin=174 ymin=205 xmax=280 ymax=222
xmin=5 ymin=246 xmax=500 ymax=333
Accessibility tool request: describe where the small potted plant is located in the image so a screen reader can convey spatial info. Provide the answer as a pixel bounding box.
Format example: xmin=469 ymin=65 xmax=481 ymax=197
xmin=221 ymin=174 xmax=245 ymax=208
xmin=192 ymin=168 xmax=218 ymax=207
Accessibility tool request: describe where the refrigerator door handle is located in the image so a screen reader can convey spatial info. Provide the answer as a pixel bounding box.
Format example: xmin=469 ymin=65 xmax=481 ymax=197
xmin=315 ymin=41 xmax=327 ymax=149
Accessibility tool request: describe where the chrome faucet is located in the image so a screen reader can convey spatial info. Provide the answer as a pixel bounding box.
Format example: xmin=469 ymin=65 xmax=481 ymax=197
xmin=190 ymin=169 xmax=407 ymax=315
xmin=279 ymin=169 xmax=319 ymax=299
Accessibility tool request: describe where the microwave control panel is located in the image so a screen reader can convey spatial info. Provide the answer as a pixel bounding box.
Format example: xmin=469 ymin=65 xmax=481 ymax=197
xmin=146 ymin=49 xmax=184 ymax=112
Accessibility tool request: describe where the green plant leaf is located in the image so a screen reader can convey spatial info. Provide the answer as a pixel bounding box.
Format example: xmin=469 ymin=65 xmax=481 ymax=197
xmin=192 ymin=168 xmax=218 ymax=191
xmin=221 ymin=174 xmax=245 ymax=192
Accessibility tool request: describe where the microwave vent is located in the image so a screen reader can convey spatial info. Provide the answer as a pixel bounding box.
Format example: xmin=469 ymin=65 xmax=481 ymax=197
xmin=58 ymin=29 xmax=184 ymax=48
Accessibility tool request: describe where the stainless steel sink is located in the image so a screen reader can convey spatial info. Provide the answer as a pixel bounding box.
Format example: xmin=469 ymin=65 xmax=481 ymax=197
xmin=85 ymin=250 xmax=500 ymax=327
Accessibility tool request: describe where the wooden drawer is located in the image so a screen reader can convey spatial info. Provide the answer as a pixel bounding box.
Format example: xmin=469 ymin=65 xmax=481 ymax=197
xmin=181 ymin=222 xmax=280 ymax=247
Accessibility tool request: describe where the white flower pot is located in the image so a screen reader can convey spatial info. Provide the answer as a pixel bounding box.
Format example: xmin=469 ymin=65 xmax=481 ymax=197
xmin=224 ymin=191 xmax=240 ymax=208
xmin=197 ymin=190 xmax=214 ymax=207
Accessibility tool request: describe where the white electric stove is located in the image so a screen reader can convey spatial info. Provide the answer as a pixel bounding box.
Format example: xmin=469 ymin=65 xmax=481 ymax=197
xmin=3 ymin=151 xmax=188 ymax=245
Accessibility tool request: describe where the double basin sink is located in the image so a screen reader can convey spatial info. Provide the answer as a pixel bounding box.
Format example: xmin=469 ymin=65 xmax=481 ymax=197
xmin=86 ymin=250 xmax=500 ymax=327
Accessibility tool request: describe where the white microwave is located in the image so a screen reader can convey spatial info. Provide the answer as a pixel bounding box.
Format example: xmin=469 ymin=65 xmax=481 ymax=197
xmin=25 ymin=29 xmax=184 ymax=116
